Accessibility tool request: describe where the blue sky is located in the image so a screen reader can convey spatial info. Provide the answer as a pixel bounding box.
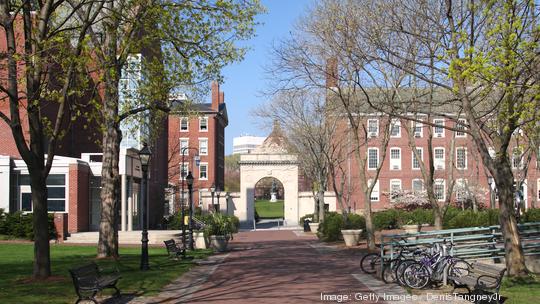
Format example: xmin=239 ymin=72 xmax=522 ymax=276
xmin=220 ymin=0 xmax=312 ymax=155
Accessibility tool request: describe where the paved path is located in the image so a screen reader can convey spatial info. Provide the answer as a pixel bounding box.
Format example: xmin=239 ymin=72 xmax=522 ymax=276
xmin=113 ymin=230 xmax=469 ymax=304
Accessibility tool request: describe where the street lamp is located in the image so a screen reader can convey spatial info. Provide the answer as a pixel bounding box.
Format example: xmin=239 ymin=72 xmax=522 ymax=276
xmin=216 ymin=189 xmax=221 ymax=214
xmin=487 ymin=176 xmax=495 ymax=209
xmin=180 ymin=147 xmax=198 ymax=254
xmin=186 ymin=171 xmax=195 ymax=250
xmin=139 ymin=143 xmax=152 ymax=271
xmin=210 ymin=183 xmax=216 ymax=213
xmin=225 ymin=192 xmax=230 ymax=215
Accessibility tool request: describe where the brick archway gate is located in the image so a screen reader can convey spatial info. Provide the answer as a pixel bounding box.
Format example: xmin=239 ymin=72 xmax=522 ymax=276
xmin=237 ymin=122 xmax=300 ymax=226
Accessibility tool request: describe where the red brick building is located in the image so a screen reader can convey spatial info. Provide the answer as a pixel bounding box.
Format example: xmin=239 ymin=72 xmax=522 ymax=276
xmin=326 ymin=71 xmax=539 ymax=213
xmin=168 ymin=82 xmax=228 ymax=211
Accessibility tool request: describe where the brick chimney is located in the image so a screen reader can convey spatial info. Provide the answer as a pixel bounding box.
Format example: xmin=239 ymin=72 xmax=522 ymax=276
xmin=211 ymin=81 xmax=220 ymax=110
xmin=219 ymin=91 xmax=225 ymax=104
xmin=326 ymin=58 xmax=338 ymax=88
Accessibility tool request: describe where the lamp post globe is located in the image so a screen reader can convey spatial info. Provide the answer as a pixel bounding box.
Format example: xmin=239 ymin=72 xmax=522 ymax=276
xmin=210 ymin=184 xmax=216 ymax=212
xmin=138 ymin=143 xmax=152 ymax=271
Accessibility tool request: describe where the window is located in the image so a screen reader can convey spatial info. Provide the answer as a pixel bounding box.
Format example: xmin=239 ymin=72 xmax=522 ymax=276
xmin=180 ymin=163 xmax=189 ymax=179
xmin=19 ymin=174 xmax=66 ymax=212
xmin=390 ymin=179 xmax=402 ymax=201
xmin=434 ymin=147 xmax=445 ymax=170
xmin=412 ymin=179 xmax=424 ymax=193
xmin=390 ymin=148 xmax=401 ymax=170
xmin=412 ymin=121 xmax=423 ymax=137
xmin=537 ymin=179 xmax=540 ymax=200
xmin=434 ymin=179 xmax=446 ymax=201
xmin=488 ymin=147 xmax=496 ymax=158
xmin=368 ymin=148 xmax=379 ymax=170
xmin=180 ymin=117 xmax=189 ymax=131
xmin=199 ymin=163 xmax=208 ymax=180
xmin=412 ymin=148 xmax=423 ymax=170
xmin=180 ymin=138 xmax=189 ymax=155
xmin=456 ymin=119 xmax=467 ymax=137
xmin=368 ymin=119 xmax=379 ymax=137
xmin=455 ymin=178 xmax=468 ymax=202
xmin=456 ymin=147 xmax=467 ymax=169
xmin=199 ymin=138 xmax=208 ymax=155
xmin=199 ymin=117 xmax=208 ymax=131
xmin=369 ymin=179 xmax=380 ymax=201
xmin=390 ymin=119 xmax=401 ymax=137
xmin=512 ymin=148 xmax=523 ymax=169
xmin=433 ymin=119 xmax=445 ymax=137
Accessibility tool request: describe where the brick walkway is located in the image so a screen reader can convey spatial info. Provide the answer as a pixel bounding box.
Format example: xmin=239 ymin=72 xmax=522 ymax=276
xmin=110 ymin=230 xmax=469 ymax=304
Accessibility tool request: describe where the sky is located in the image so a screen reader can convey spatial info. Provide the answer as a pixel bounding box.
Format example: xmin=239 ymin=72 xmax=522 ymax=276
xmin=220 ymin=0 xmax=312 ymax=155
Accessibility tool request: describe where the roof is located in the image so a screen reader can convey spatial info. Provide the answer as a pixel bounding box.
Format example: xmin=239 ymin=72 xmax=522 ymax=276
xmin=252 ymin=121 xmax=290 ymax=154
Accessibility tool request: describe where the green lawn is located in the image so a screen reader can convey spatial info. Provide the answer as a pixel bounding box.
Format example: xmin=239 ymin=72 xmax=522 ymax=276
xmin=255 ymin=199 xmax=284 ymax=219
xmin=0 ymin=242 xmax=212 ymax=304
xmin=500 ymin=276 xmax=540 ymax=304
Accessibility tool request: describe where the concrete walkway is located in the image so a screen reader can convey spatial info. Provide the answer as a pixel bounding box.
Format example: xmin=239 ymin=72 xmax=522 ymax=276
xmin=112 ymin=230 xmax=469 ymax=304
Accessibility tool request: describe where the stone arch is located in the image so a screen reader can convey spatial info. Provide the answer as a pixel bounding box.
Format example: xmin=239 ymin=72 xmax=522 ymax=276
xmin=237 ymin=122 xmax=299 ymax=226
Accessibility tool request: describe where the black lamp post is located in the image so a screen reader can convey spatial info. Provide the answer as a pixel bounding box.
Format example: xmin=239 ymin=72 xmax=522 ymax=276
xmin=210 ymin=183 xmax=216 ymax=213
xmin=216 ymin=189 xmax=221 ymax=214
xmin=180 ymin=147 xmax=198 ymax=254
xmin=186 ymin=171 xmax=195 ymax=250
xmin=225 ymin=192 xmax=230 ymax=215
xmin=139 ymin=143 xmax=152 ymax=271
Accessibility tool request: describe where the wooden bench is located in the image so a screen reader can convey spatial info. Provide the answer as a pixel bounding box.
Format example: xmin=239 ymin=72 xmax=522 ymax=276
xmin=164 ymin=239 xmax=184 ymax=260
xmin=69 ymin=262 xmax=121 ymax=304
xmin=449 ymin=262 xmax=506 ymax=303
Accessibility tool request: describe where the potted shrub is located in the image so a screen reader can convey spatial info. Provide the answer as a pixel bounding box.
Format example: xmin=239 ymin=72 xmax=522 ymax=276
xmin=340 ymin=213 xmax=365 ymax=247
xmin=401 ymin=219 xmax=421 ymax=235
xmin=204 ymin=213 xmax=238 ymax=252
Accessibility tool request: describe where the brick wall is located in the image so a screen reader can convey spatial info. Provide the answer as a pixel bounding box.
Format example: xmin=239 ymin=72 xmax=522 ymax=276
xmin=68 ymin=163 xmax=90 ymax=232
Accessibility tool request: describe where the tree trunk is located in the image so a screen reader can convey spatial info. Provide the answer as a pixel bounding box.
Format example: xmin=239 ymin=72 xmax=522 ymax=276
xmin=30 ymin=172 xmax=51 ymax=279
xmin=317 ymin=189 xmax=325 ymax=222
xmin=313 ymin=193 xmax=319 ymax=223
xmin=433 ymin=206 xmax=443 ymax=230
xmin=494 ymin=166 xmax=528 ymax=276
xmin=363 ymin=191 xmax=375 ymax=250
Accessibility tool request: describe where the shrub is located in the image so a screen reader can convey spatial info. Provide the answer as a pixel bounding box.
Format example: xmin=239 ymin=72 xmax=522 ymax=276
xmin=203 ymin=213 xmax=238 ymax=239
xmin=444 ymin=209 xmax=499 ymax=229
xmin=523 ymin=208 xmax=540 ymax=223
xmin=344 ymin=213 xmax=366 ymax=230
xmin=318 ymin=212 xmax=343 ymax=242
xmin=373 ymin=209 xmax=401 ymax=230
xmin=407 ymin=209 xmax=434 ymax=226
xmin=0 ymin=211 xmax=56 ymax=240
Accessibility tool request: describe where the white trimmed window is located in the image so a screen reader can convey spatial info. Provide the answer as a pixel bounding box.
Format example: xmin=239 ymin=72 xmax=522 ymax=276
xmin=390 ymin=119 xmax=401 ymax=137
xmin=433 ymin=119 xmax=445 ymax=137
xmin=456 ymin=147 xmax=467 ymax=169
xmin=390 ymin=148 xmax=401 ymax=170
xmin=199 ymin=116 xmax=208 ymax=131
xmin=368 ymin=148 xmax=379 ymax=170
xmin=455 ymin=178 xmax=468 ymax=202
xmin=434 ymin=179 xmax=446 ymax=201
xmin=199 ymin=138 xmax=208 ymax=155
xmin=488 ymin=147 xmax=496 ymax=158
xmin=199 ymin=163 xmax=208 ymax=180
xmin=390 ymin=179 xmax=402 ymax=201
xmin=412 ymin=179 xmax=424 ymax=193
xmin=369 ymin=179 xmax=380 ymax=201
xmin=368 ymin=119 xmax=379 ymax=137
xmin=434 ymin=147 xmax=445 ymax=170
xmin=456 ymin=119 xmax=467 ymax=137
xmin=180 ymin=138 xmax=189 ymax=155
xmin=512 ymin=148 xmax=523 ymax=169
xmin=412 ymin=148 xmax=423 ymax=170
xmin=412 ymin=121 xmax=423 ymax=137
xmin=180 ymin=117 xmax=189 ymax=131
xmin=180 ymin=163 xmax=189 ymax=178
xmin=537 ymin=179 xmax=540 ymax=200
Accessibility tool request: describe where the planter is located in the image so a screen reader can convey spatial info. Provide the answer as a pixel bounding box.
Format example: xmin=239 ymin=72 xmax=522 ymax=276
xmin=209 ymin=235 xmax=229 ymax=252
xmin=341 ymin=229 xmax=363 ymax=247
xmin=308 ymin=222 xmax=320 ymax=233
xmin=194 ymin=231 xmax=207 ymax=249
xmin=402 ymin=224 xmax=421 ymax=234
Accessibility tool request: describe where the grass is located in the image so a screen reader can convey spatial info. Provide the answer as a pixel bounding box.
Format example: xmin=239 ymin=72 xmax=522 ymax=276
xmin=0 ymin=242 xmax=212 ymax=304
xmin=255 ymin=199 xmax=284 ymax=219
xmin=499 ymin=275 xmax=540 ymax=304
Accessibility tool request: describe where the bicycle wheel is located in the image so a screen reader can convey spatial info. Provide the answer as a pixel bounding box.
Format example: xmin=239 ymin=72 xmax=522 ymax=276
xmin=447 ymin=258 xmax=471 ymax=283
xmin=360 ymin=253 xmax=380 ymax=274
xmin=403 ymin=262 xmax=430 ymax=289
xmin=395 ymin=259 xmax=416 ymax=286
xmin=382 ymin=259 xmax=398 ymax=283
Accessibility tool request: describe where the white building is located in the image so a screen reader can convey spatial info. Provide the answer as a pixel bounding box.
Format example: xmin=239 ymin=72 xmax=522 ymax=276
xmin=233 ymin=135 xmax=266 ymax=154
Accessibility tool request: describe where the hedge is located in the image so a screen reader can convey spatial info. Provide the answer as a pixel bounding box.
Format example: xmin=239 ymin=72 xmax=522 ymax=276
xmin=0 ymin=209 xmax=56 ymax=240
xmin=318 ymin=212 xmax=365 ymax=242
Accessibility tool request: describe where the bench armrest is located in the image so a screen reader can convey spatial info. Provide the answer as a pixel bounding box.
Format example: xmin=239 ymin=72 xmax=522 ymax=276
xmin=476 ymin=274 xmax=501 ymax=289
